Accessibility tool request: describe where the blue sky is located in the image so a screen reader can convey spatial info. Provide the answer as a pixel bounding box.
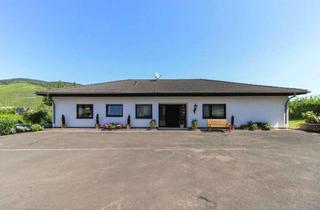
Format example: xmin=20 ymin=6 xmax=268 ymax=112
xmin=0 ymin=0 xmax=319 ymax=94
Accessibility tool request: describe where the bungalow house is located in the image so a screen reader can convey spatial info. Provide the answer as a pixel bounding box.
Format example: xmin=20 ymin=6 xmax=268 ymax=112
xmin=36 ymin=79 xmax=308 ymax=128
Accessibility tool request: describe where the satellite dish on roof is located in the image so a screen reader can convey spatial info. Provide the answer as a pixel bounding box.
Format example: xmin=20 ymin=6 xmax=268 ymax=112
xmin=154 ymin=72 xmax=161 ymax=80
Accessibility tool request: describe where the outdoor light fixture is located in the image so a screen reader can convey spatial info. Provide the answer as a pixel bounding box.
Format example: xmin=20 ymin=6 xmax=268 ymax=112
xmin=193 ymin=104 xmax=197 ymax=114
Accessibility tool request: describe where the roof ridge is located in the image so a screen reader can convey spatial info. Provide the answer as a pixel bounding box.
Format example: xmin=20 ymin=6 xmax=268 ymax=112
xmin=86 ymin=79 xmax=130 ymax=86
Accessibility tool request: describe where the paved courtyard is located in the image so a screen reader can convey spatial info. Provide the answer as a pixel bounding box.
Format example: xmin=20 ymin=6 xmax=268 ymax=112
xmin=0 ymin=129 xmax=319 ymax=210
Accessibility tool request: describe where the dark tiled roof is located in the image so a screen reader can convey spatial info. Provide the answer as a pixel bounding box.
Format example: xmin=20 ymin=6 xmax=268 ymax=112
xmin=36 ymin=79 xmax=309 ymax=96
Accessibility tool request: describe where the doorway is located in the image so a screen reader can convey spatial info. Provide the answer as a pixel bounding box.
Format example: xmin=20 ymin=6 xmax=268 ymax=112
xmin=159 ymin=104 xmax=187 ymax=128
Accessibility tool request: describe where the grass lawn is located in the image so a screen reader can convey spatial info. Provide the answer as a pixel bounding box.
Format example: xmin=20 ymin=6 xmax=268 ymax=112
xmin=289 ymin=119 xmax=305 ymax=129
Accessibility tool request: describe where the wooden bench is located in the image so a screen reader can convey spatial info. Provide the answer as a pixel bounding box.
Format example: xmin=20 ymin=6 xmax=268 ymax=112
xmin=207 ymin=119 xmax=232 ymax=132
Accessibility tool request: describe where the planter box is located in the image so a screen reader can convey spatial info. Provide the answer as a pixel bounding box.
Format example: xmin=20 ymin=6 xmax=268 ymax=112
xmin=300 ymin=123 xmax=320 ymax=133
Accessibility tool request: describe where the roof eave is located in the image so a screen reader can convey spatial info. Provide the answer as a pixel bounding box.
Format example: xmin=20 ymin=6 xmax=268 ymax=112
xmin=35 ymin=91 xmax=309 ymax=97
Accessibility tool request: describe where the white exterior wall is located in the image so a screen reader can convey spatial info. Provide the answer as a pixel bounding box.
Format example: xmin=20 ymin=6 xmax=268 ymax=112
xmin=52 ymin=96 xmax=288 ymax=128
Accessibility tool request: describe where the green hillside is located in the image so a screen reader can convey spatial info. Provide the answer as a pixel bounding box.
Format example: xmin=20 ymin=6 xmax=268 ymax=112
xmin=0 ymin=83 xmax=45 ymax=109
xmin=0 ymin=78 xmax=79 ymax=109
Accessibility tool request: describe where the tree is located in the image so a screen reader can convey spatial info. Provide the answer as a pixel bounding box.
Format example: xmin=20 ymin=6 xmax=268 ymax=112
xmin=42 ymin=96 xmax=53 ymax=106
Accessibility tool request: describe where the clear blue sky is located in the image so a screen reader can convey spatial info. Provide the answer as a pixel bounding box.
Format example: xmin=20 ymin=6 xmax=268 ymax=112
xmin=0 ymin=0 xmax=319 ymax=94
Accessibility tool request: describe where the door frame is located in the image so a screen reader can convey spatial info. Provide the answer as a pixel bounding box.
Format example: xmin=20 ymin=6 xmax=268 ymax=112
xmin=158 ymin=103 xmax=187 ymax=128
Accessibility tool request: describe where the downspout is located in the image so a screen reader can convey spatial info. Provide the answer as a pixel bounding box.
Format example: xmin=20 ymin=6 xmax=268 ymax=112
xmin=49 ymin=94 xmax=55 ymax=127
xmin=284 ymin=93 xmax=296 ymax=126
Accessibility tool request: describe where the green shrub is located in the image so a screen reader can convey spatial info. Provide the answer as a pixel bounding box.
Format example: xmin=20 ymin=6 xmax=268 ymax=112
xmin=42 ymin=96 xmax=53 ymax=106
xmin=0 ymin=114 xmax=24 ymax=124
xmin=31 ymin=124 xmax=44 ymax=132
xmin=0 ymin=107 xmax=15 ymax=115
xmin=302 ymin=111 xmax=320 ymax=124
xmin=0 ymin=119 xmax=16 ymax=135
xmin=192 ymin=119 xmax=198 ymax=129
xmin=249 ymin=123 xmax=258 ymax=131
xmin=262 ymin=122 xmax=271 ymax=130
xmin=150 ymin=119 xmax=156 ymax=129
xmin=23 ymin=110 xmax=51 ymax=124
xmin=289 ymin=96 xmax=320 ymax=119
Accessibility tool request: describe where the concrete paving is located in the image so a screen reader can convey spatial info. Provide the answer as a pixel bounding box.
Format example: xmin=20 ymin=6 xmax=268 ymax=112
xmin=0 ymin=129 xmax=319 ymax=210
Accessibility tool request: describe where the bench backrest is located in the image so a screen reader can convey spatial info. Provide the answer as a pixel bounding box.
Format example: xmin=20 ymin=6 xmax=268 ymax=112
xmin=208 ymin=119 xmax=229 ymax=127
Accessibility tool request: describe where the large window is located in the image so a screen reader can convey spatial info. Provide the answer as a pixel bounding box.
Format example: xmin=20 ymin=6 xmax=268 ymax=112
xmin=203 ymin=104 xmax=226 ymax=119
xmin=136 ymin=104 xmax=152 ymax=119
xmin=77 ymin=104 xmax=93 ymax=119
xmin=106 ymin=104 xmax=123 ymax=117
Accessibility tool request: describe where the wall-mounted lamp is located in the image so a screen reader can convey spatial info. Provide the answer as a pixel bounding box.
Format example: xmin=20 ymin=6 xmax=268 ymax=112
xmin=193 ymin=104 xmax=198 ymax=114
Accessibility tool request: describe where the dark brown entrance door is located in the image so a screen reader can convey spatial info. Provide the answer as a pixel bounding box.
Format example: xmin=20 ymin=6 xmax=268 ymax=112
xmin=159 ymin=104 xmax=186 ymax=128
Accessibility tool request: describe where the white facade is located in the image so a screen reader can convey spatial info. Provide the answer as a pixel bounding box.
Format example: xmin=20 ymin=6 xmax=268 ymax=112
xmin=52 ymin=96 xmax=288 ymax=128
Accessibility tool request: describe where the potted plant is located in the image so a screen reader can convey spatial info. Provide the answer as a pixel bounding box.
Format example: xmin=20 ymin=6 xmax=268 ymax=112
xmin=249 ymin=123 xmax=258 ymax=131
xmin=61 ymin=114 xmax=67 ymax=128
xmin=262 ymin=122 xmax=271 ymax=131
xmin=126 ymin=115 xmax=131 ymax=129
xmin=150 ymin=119 xmax=156 ymax=129
xmin=179 ymin=119 xmax=185 ymax=128
xmin=192 ymin=119 xmax=198 ymax=130
xmin=95 ymin=114 xmax=100 ymax=129
xmin=231 ymin=115 xmax=235 ymax=130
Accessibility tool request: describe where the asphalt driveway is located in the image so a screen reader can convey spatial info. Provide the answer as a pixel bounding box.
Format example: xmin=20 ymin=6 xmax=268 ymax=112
xmin=0 ymin=129 xmax=320 ymax=210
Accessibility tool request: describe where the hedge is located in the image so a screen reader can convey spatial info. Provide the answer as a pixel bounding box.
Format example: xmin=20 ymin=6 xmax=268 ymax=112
xmin=289 ymin=96 xmax=320 ymax=119
xmin=0 ymin=114 xmax=24 ymax=124
xmin=302 ymin=111 xmax=320 ymax=124
xmin=0 ymin=107 xmax=15 ymax=115
xmin=0 ymin=119 xmax=16 ymax=135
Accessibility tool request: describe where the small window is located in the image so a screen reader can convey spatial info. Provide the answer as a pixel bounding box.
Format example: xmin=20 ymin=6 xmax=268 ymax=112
xmin=77 ymin=104 xmax=93 ymax=119
xmin=136 ymin=104 xmax=152 ymax=119
xmin=203 ymin=104 xmax=226 ymax=119
xmin=106 ymin=104 xmax=123 ymax=117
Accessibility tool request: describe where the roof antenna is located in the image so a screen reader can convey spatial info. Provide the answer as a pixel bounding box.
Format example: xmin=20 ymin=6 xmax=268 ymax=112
xmin=154 ymin=72 xmax=161 ymax=80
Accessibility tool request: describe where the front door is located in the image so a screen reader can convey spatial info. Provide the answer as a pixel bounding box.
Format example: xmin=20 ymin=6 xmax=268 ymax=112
xmin=159 ymin=104 xmax=186 ymax=128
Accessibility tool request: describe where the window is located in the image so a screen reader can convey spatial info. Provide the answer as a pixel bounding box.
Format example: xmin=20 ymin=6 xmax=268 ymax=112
xmin=106 ymin=104 xmax=123 ymax=117
xmin=77 ymin=104 xmax=93 ymax=119
xmin=203 ymin=104 xmax=226 ymax=119
xmin=136 ymin=104 xmax=152 ymax=119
